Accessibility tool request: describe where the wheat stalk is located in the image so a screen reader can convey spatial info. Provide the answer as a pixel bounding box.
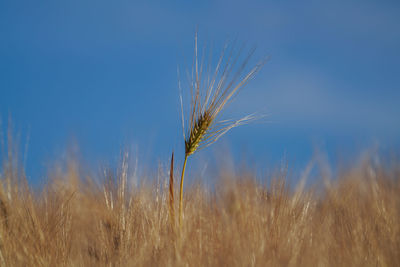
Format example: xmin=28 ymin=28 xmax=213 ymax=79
xmin=169 ymin=152 xmax=175 ymax=228
xmin=178 ymin=33 xmax=266 ymax=226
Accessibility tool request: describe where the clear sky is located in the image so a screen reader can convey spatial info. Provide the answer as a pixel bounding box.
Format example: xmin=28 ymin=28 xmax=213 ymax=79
xmin=1 ymin=0 xmax=400 ymax=182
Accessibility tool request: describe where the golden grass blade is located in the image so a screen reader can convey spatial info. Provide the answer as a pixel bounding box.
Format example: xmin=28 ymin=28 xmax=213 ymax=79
xmin=178 ymin=68 xmax=186 ymax=141
xmin=169 ymin=152 xmax=175 ymax=228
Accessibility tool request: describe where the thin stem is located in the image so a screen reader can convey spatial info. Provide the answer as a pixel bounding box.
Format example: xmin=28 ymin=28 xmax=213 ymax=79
xmin=179 ymin=154 xmax=188 ymax=226
xmin=169 ymin=152 xmax=175 ymax=229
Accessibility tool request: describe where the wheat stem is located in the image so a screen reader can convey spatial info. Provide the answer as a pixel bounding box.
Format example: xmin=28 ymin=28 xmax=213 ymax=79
xmin=179 ymin=154 xmax=188 ymax=226
xmin=169 ymin=152 xmax=175 ymax=228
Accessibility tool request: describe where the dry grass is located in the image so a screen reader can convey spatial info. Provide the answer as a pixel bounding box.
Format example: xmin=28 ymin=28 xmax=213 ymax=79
xmin=0 ymin=152 xmax=399 ymax=266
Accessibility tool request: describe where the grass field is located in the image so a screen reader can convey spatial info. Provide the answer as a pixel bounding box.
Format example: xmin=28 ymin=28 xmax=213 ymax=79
xmin=1 ymin=34 xmax=399 ymax=267
xmin=0 ymin=150 xmax=399 ymax=266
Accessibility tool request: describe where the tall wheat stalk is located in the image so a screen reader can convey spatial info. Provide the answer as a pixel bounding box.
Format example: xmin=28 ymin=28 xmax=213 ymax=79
xmin=169 ymin=152 xmax=175 ymax=228
xmin=178 ymin=33 xmax=266 ymax=225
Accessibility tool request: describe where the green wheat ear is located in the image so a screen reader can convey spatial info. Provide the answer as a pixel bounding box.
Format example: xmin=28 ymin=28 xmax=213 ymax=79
xmin=185 ymin=111 xmax=212 ymax=156
xmin=178 ymin=32 xmax=267 ymax=226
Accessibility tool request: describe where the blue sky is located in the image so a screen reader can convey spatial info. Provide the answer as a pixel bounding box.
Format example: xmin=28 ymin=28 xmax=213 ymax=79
xmin=1 ymin=0 xmax=400 ymax=182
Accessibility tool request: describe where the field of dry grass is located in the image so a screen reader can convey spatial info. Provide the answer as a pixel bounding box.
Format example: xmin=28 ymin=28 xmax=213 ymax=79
xmin=0 ymin=151 xmax=399 ymax=267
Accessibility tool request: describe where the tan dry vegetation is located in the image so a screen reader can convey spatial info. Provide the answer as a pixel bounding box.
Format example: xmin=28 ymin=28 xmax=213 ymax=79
xmin=0 ymin=154 xmax=399 ymax=267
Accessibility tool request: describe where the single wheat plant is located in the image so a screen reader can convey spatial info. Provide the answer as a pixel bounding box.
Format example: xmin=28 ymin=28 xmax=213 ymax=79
xmin=178 ymin=33 xmax=266 ymax=225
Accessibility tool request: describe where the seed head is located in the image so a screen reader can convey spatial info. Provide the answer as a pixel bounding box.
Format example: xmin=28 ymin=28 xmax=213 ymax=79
xmin=179 ymin=33 xmax=266 ymax=157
